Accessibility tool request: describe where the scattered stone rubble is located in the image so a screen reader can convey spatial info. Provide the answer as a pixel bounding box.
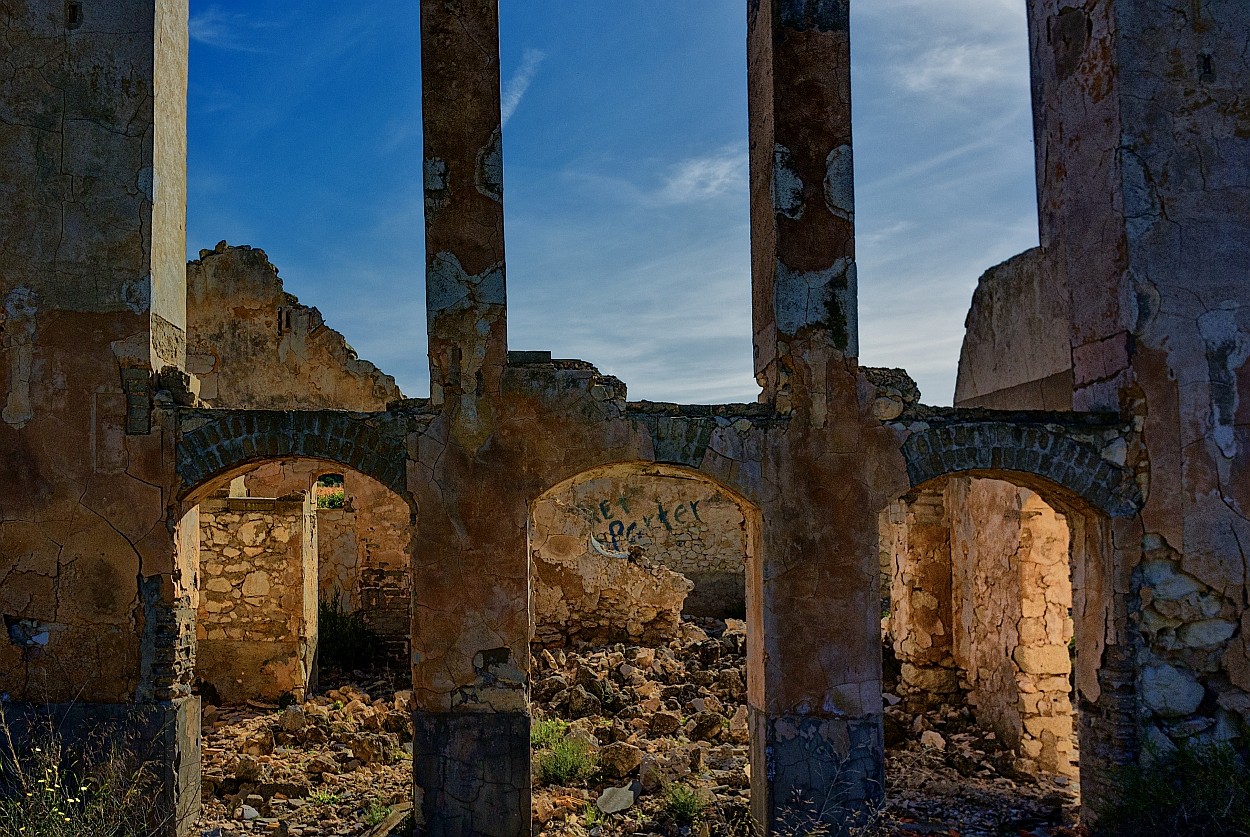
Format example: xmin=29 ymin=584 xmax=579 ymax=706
xmin=196 ymin=676 xmax=415 ymax=837
xmin=197 ymin=619 xmax=1080 ymax=837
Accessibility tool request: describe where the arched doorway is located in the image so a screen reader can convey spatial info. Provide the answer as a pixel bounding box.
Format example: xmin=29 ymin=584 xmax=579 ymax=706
xmin=879 ymin=461 xmax=1122 ymax=830
xmin=178 ymin=451 xmax=418 ymax=835
xmin=527 ymin=461 xmax=762 ymax=832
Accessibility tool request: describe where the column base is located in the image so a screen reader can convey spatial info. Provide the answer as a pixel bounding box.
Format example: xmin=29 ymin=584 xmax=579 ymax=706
xmin=0 ymin=697 xmax=200 ymax=836
xmin=750 ymin=709 xmax=884 ymax=835
xmin=413 ymin=710 xmax=531 ymax=837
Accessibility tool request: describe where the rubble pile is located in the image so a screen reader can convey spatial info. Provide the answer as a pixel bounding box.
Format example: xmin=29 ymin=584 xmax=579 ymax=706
xmin=529 ymin=617 xmax=1080 ymax=836
xmin=197 ymin=618 xmax=1081 ymax=837
xmin=197 ymin=679 xmax=414 ymax=836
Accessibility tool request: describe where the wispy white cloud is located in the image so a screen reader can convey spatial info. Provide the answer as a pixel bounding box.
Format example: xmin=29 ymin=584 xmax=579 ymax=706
xmin=189 ymin=6 xmax=271 ymax=52
xmin=655 ymin=147 xmax=748 ymax=205
xmin=896 ymin=39 xmax=1021 ymax=96
xmin=501 ymin=48 xmax=547 ymax=126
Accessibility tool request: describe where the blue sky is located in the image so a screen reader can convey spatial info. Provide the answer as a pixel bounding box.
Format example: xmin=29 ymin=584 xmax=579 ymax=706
xmin=187 ymin=0 xmax=1038 ymax=406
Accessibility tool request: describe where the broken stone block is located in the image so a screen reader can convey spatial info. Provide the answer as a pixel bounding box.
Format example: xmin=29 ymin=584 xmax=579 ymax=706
xmin=1141 ymin=664 xmax=1205 ymax=718
xmin=598 ymin=742 xmax=643 ymax=779
xmin=595 ymin=785 xmax=635 ymax=815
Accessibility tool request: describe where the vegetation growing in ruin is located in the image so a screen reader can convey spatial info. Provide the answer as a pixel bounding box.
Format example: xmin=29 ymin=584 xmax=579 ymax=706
xmin=662 ymin=782 xmax=708 ymax=825
xmin=362 ymin=799 xmax=392 ymax=826
xmin=0 ymin=709 xmax=165 ymax=837
xmin=309 ymin=788 xmax=340 ymax=806
xmin=315 ymin=474 xmax=346 ymax=509
xmin=535 ymin=737 xmax=598 ymax=786
xmin=318 ymin=596 xmax=385 ymax=670
xmin=531 ymin=718 xmax=569 ymax=749
xmin=1097 ymin=742 xmax=1250 ymax=836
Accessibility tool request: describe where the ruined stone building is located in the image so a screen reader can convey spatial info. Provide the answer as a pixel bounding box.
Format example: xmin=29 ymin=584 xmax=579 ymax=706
xmin=1 ymin=0 xmax=1248 ymax=834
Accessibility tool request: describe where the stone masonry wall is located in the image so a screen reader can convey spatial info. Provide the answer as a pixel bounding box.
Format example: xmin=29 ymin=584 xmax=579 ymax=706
xmin=888 ymin=478 xmax=1077 ymax=777
xmin=196 ymin=494 xmax=318 ymax=705
xmin=949 ymin=478 xmax=1076 ymax=778
xmin=556 ymin=470 xmax=749 ymax=618
xmin=245 ymin=462 xmax=413 ymax=661
xmin=886 ymin=489 xmax=961 ymax=708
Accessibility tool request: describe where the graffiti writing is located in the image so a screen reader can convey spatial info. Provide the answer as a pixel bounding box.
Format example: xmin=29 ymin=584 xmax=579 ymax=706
xmin=581 ymin=495 xmax=705 ymax=552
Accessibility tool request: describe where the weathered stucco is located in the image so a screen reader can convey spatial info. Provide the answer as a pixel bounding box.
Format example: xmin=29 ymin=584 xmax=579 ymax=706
xmin=187 ymin=242 xmax=402 ymax=411
xmin=954 ymin=248 xmax=1073 ymax=411
xmin=535 ymin=468 xmax=749 ymax=620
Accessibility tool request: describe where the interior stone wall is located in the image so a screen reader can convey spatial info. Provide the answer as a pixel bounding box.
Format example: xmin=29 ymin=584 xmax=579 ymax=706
xmin=196 ymin=494 xmax=318 ymax=704
xmin=886 ymin=489 xmax=960 ymax=708
xmin=887 ymin=478 xmax=1077 ymax=777
xmin=541 ymin=469 xmax=750 ymax=618
xmin=530 ymin=474 xmax=694 ymax=648
xmin=185 ymin=246 xmax=414 ymax=661
xmin=949 ymin=478 xmax=1076 ymax=778
xmin=246 ymin=464 xmax=413 ymax=658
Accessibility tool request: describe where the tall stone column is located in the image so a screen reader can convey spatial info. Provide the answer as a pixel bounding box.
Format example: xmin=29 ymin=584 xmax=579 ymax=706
xmin=415 ymin=2 xmax=530 ymax=835
xmin=421 ymin=0 xmax=508 ymax=432
xmin=1028 ymin=0 xmax=1250 ymax=813
xmin=748 ymin=0 xmax=857 ymax=410
xmin=747 ymin=2 xmax=893 ymax=833
xmin=0 ymin=1 xmax=196 ymax=834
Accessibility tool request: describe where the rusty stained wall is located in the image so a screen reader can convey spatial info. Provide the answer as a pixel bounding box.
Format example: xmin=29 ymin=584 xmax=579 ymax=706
xmin=196 ymin=494 xmax=318 ymax=704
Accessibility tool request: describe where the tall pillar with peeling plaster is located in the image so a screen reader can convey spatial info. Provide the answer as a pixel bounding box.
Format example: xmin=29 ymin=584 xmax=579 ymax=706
xmin=1028 ymin=0 xmax=1250 ymax=811
xmin=746 ymin=2 xmax=896 ymax=833
xmin=0 ymin=1 xmax=197 ymax=834
xmin=421 ymin=0 xmax=509 ymax=422
xmin=415 ymin=2 xmax=531 ymax=835
xmin=748 ymin=0 xmax=857 ymax=409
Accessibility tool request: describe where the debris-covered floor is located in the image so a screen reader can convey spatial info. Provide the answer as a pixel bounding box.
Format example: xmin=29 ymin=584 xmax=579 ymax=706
xmin=196 ymin=618 xmax=1080 ymax=836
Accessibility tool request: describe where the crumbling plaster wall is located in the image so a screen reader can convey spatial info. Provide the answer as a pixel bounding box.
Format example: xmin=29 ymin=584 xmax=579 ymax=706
xmin=196 ymin=494 xmax=318 ymax=705
xmin=186 ymin=242 xmax=401 ymax=411
xmin=545 ymin=470 xmax=749 ymax=619
xmin=976 ymin=0 xmax=1250 ymax=785
xmin=0 ymin=0 xmax=194 ymax=711
xmin=0 ymin=2 xmax=201 ymax=829
xmin=526 ymin=460 xmax=760 ymax=648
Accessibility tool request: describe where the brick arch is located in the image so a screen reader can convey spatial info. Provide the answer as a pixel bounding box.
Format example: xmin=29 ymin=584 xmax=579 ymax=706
xmin=175 ymin=409 xmax=410 ymax=506
xmin=900 ymin=420 xmax=1140 ymax=517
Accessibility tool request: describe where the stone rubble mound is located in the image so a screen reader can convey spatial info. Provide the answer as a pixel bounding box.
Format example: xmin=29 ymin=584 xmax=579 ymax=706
xmin=196 ymin=618 xmax=1081 ymax=836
